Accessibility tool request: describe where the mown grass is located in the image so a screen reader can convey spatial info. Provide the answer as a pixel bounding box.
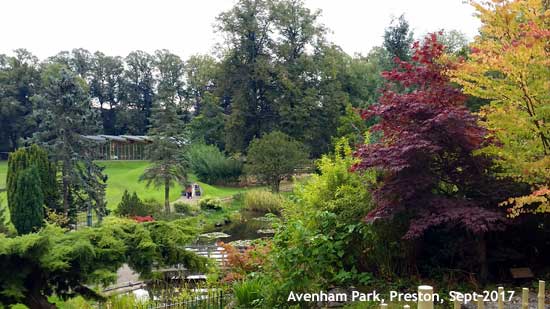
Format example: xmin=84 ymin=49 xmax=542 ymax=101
xmin=97 ymin=160 xmax=185 ymax=210
xmin=0 ymin=161 xmax=6 ymax=202
xmin=99 ymin=161 xmax=252 ymax=210
xmin=0 ymin=160 xmax=251 ymax=210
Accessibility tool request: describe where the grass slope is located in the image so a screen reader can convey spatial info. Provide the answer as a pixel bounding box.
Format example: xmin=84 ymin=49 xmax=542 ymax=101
xmin=0 ymin=160 xmax=248 ymax=210
xmin=97 ymin=160 xmax=185 ymax=210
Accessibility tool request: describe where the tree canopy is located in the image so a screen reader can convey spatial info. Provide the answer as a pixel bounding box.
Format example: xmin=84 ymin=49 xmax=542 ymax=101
xmin=246 ymin=131 xmax=308 ymax=192
xmin=450 ymin=0 xmax=550 ymax=217
xmin=0 ymin=218 xmax=207 ymax=309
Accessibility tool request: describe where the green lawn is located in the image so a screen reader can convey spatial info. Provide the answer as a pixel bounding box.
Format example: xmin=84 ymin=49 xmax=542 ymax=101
xmin=0 ymin=160 xmax=248 ymax=210
xmin=98 ymin=160 xmax=186 ymax=209
xmin=99 ymin=160 xmax=248 ymax=210
xmin=0 ymin=161 xmax=6 ymax=201
xmin=0 ymin=161 xmax=7 ymax=189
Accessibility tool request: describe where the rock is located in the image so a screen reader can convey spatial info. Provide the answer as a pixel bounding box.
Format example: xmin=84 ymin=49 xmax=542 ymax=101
xmin=252 ymin=216 xmax=272 ymax=222
xmin=228 ymin=239 xmax=253 ymax=247
xmin=199 ymin=232 xmax=231 ymax=239
xmin=257 ymin=229 xmax=275 ymax=234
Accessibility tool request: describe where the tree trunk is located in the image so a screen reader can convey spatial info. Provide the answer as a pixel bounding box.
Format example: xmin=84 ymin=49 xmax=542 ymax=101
xmin=62 ymin=161 xmax=70 ymax=216
xmin=478 ymin=233 xmax=488 ymax=284
xmin=24 ymin=280 xmax=56 ymax=309
xmin=164 ymin=178 xmax=170 ymax=214
xmin=272 ymin=177 xmax=280 ymax=193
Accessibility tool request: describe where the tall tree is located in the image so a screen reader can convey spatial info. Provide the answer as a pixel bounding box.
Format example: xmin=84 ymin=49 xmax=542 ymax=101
xmin=31 ymin=64 xmax=106 ymax=221
xmin=119 ymin=51 xmax=156 ymax=134
xmin=270 ymin=0 xmax=346 ymax=156
xmin=0 ymin=49 xmax=40 ymax=152
xmin=185 ymin=55 xmax=225 ymax=148
xmin=451 ymin=0 xmax=550 ymax=217
xmin=383 ymin=14 xmax=414 ymax=64
xmin=185 ymin=54 xmax=219 ymax=116
xmin=48 ymin=48 xmax=93 ymax=80
xmin=353 ymin=35 xmax=515 ymax=280
xmin=155 ymin=49 xmax=186 ymax=106
xmin=217 ymin=0 xmax=276 ymax=153
xmin=89 ymin=52 xmax=125 ymax=134
xmin=140 ymin=52 xmax=188 ymax=213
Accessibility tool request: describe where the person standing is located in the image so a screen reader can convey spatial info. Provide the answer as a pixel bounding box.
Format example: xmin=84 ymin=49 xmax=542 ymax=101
xmin=186 ymin=185 xmax=192 ymax=199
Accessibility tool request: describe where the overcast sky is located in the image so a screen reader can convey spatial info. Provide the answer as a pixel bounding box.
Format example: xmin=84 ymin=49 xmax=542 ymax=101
xmin=0 ymin=0 xmax=480 ymax=60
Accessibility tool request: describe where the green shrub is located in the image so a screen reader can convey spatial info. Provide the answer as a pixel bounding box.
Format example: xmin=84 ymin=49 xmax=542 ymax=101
xmin=198 ymin=198 xmax=223 ymax=211
xmin=243 ymin=190 xmax=283 ymax=214
xmin=115 ymin=191 xmax=161 ymax=217
xmin=184 ymin=144 xmax=243 ymax=184
xmin=142 ymin=198 xmax=163 ymax=215
xmin=233 ymin=278 xmax=265 ymax=308
xmin=173 ymin=202 xmax=198 ymax=215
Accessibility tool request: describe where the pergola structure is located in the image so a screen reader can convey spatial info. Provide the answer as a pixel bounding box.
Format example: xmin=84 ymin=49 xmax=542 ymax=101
xmin=82 ymin=135 xmax=152 ymax=160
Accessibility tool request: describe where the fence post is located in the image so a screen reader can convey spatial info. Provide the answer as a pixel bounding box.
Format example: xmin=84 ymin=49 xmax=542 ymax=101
xmin=522 ymin=287 xmax=529 ymax=309
xmin=418 ymin=285 xmax=434 ymax=309
xmin=453 ymin=298 xmax=461 ymax=309
xmin=477 ymin=293 xmax=484 ymax=309
xmin=380 ymin=303 xmax=388 ymax=309
xmin=539 ymin=280 xmax=545 ymax=309
xmin=497 ymin=287 xmax=504 ymax=309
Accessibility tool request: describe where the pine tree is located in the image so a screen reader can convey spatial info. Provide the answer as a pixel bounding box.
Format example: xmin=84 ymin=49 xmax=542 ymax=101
xmin=31 ymin=64 xmax=107 ymax=222
xmin=140 ymin=58 xmax=188 ymax=214
xmin=10 ymin=167 xmax=44 ymax=234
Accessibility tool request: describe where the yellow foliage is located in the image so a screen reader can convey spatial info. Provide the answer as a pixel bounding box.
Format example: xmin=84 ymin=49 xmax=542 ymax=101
xmin=450 ymin=0 xmax=550 ymax=217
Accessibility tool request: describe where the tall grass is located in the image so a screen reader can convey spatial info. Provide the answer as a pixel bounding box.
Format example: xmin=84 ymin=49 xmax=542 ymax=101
xmin=233 ymin=278 xmax=265 ymax=308
xmin=243 ymin=190 xmax=283 ymax=214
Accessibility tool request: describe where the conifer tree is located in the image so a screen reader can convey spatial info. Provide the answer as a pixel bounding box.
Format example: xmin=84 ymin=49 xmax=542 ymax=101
xmin=31 ymin=64 xmax=106 ymax=222
xmin=140 ymin=55 xmax=188 ymax=213
xmin=10 ymin=167 xmax=44 ymax=234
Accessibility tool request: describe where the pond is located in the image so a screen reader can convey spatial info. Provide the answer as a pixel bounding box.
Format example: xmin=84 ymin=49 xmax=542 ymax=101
xmin=199 ymin=209 xmax=275 ymax=244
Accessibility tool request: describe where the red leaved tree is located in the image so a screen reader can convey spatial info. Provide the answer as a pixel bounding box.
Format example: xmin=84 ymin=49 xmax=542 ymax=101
xmin=353 ymin=34 xmax=514 ymax=280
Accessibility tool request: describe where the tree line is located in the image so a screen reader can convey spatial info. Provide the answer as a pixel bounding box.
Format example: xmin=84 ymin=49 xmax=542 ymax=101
xmin=0 ymin=0 xmax=468 ymax=159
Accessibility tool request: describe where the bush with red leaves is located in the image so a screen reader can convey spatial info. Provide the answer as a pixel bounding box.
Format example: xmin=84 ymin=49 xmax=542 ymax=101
xmin=353 ymin=33 xmax=514 ymax=239
xmin=131 ymin=215 xmax=155 ymax=223
xmin=218 ymin=241 xmax=271 ymax=282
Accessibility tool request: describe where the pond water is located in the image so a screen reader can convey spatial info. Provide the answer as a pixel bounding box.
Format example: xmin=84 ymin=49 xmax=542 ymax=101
xmin=200 ymin=210 xmax=274 ymax=244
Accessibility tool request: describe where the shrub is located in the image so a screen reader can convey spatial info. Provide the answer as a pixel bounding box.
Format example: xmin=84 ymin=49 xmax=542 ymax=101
xmin=219 ymin=241 xmax=271 ymax=282
xmin=243 ymin=190 xmax=283 ymax=214
xmin=198 ymin=198 xmax=223 ymax=211
xmin=10 ymin=167 xmax=44 ymax=234
xmin=142 ymin=198 xmax=163 ymax=215
xmin=184 ymin=144 xmax=243 ymax=184
xmin=116 ymin=191 xmax=161 ymax=217
xmin=173 ymin=202 xmax=198 ymax=215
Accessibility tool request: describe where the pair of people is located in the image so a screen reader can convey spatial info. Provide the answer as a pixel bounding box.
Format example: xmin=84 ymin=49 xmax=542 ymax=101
xmin=184 ymin=184 xmax=201 ymax=199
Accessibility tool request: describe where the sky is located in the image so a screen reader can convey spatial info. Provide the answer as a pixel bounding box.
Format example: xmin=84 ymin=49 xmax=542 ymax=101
xmin=0 ymin=0 xmax=481 ymax=60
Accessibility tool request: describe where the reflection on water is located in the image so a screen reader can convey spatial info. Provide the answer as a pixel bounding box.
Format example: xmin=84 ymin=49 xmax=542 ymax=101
xmin=202 ymin=210 xmax=274 ymax=243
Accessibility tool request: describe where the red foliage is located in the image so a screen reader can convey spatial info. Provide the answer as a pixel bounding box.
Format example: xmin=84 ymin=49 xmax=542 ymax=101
xmin=132 ymin=215 xmax=155 ymax=223
xmin=353 ymin=34 xmax=510 ymax=238
xmin=218 ymin=241 xmax=271 ymax=282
